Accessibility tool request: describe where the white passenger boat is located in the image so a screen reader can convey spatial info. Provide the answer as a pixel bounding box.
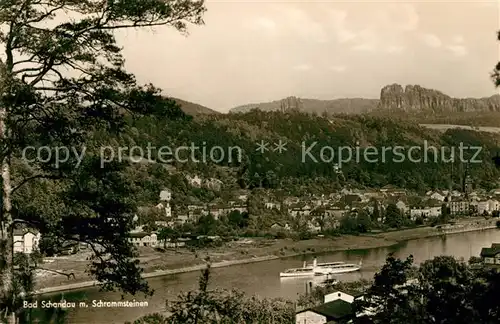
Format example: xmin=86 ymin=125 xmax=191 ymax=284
xmin=279 ymin=266 xmax=316 ymax=277
xmin=280 ymin=258 xmax=362 ymax=277
xmin=280 ymin=261 xmax=321 ymax=278
xmin=307 ymin=258 xmax=362 ymax=274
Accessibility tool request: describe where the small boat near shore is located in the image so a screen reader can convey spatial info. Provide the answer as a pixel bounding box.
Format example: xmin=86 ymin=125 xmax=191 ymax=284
xmin=316 ymin=277 xmax=339 ymax=287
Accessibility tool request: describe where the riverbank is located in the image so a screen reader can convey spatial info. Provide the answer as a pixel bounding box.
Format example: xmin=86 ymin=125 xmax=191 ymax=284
xmin=34 ymin=217 xmax=499 ymax=295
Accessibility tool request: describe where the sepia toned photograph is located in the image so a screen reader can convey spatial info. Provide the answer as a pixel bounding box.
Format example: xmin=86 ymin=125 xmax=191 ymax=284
xmin=0 ymin=0 xmax=499 ymax=323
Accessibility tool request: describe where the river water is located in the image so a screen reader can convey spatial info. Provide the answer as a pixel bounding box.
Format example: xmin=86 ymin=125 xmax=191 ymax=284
xmin=37 ymin=229 xmax=500 ymax=324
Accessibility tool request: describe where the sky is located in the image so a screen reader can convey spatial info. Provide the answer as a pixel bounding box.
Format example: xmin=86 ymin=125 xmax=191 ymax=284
xmin=116 ymin=0 xmax=500 ymax=112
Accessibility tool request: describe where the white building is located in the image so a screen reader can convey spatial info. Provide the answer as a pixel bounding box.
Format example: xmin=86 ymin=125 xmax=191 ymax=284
xmin=13 ymin=229 xmax=41 ymax=254
xmin=264 ymin=202 xmax=281 ymax=210
xmin=478 ymin=200 xmax=489 ymax=215
xmin=128 ymin=232 xmax=158 ymax=247
xmin=488 ymin=199 xmax=499 ymax=213
xmin=410 ymin=206 xmax=441 ymax=220
xmin=395 ymin=200 xmax=408 ymax=214
xmin=185 ymin=175 xmax=202 ymax=187
xmin=430 ymin=192 xmax=446 ymax=202
xmin=159 ymin=189 xmax=171 ymax=201
xmin=159 ymin=189 xmax=172 ymax=217
xmin=480 ymin=243 xmax=500 ymax=266
xmin=324 ymin=291 xmax=356 ymax=304
xmin=478 ymin=199 xmax=499 ymax=215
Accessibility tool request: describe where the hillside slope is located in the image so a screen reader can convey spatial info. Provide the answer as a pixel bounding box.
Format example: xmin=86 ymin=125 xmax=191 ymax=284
xmin=172 ymin=97 xmax=220 ymax=115
xmin=112 ymin=109 xmax=500 ymax=207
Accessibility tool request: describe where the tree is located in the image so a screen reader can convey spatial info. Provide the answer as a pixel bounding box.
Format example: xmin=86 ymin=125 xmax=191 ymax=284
xmin=129 ymin=262 xmax=295 ymax=323
xmin=440 ymin=203 xmax=451 ymax=223
xmin=227 ymin=210 xmax=249 ymax=229
xmin=158 ymin=227 xmax=180 ymax=250
xmin=384 ymin=204 xmax=404 ymax=228
xmin=0 ymin=0 xmax=206 ymax=322
xmin=357 ymin=254 xmax=500 ymax=324
xmin=356 ymin=209 xmax=372 ymax=233
xmin=358 ymin=254 xmax=416 ymax=323
xmin=339 ymin=212 xmax=358 ymax=234
xmin=417 ymin=256 xmax=475 ymax=323
xmin=263 ymin=170 xmax=278 ymax=189
xmin=197 ymin=214 xmax=217 ymax=236
xmin=492 ymin=31 xmax=500 ymax=87
xmin=372 ymin=200 xmax=381 ymax=222
xmin=316 ymin=213 xmax=326 ymax=232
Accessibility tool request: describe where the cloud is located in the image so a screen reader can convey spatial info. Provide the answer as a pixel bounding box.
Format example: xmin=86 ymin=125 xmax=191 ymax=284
xmin=345 ymin=5 xmax=415 ymax=54
xmin=351 ymin=43 xmax=376 ymax=52
xmin=337 ymin=29 xmax=357 ymax=43
xmin=350 ymin=29 xmax=377 ymax=52
xmin=284 ymin=7 xmax=329 ymax=43
xmin=253 ymin=17 xmax=277 ymax=31
xmin=385 ymin=45 xmax=405 ymax=54
xmin=329 ymin=9 xmax=347 ymax=27
xmin=452 ymin=35 xmax=464 ymax=43
xmin=447 ymin=45 xmax=468 ymax=57
xmin=329 ymin=9 xmax=357 ymax=43
xmin=387 ymin=4 xmax=419 ymax=32
xmin=329 ymin=65 xmax=347 ymax=72
xmin=243 ymin=17 xmax=278 ymax=36
xmin=292 ymin=64 xmax=312 ymax=71
xmin=374 ymin=4 xmax=419 ymax=32
xmin=399 ymin=4 xmax=419 ymax=31
xmin=420 ymin=33 xmax=442 ymax=48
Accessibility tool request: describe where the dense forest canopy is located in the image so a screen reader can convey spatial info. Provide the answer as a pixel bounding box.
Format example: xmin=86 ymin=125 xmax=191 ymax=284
xmin=96 ymin=109 xmax=500 ymax=208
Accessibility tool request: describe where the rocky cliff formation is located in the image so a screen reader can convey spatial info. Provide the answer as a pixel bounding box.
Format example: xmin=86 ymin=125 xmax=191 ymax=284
xmin=378 ymin=84 xmax=500 ymax=112
xmin=229 ymin=84 xmax=500 ymax=114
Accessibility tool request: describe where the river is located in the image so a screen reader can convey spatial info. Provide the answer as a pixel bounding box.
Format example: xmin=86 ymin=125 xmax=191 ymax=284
xmin=35 ymin=229 xmax=500 ymax=324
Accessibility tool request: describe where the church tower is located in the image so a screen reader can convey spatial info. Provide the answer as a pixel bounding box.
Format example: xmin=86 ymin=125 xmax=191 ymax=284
xmin=463 ymin=162 xmax=472 ymax=197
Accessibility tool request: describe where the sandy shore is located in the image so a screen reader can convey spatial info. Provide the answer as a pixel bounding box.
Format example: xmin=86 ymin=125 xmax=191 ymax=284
xmin=34 ymin=217 xmax=499 ymax=295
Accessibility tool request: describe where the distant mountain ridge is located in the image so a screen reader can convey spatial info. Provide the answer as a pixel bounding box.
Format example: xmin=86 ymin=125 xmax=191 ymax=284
xmin=228 ymin=84 xmax=500 ymax=114
xmin=230 ymin=97 xmax=379 ymax=114
xmin=171 ymin=97 xmax=220 ymax=115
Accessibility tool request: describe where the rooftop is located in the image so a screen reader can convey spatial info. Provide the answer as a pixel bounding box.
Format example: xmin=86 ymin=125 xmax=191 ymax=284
xmin=327 ymin=290 xmax=365 ymax=299
xmin=13 ymin=228 xmax=39 ymax=236
xmin=129 ymin=232 xmax=155 ymax=238
xmin=480 ymin=243 xmax=500 ymax=257
xmin=299 ymin=299 xmax=354 ymax=320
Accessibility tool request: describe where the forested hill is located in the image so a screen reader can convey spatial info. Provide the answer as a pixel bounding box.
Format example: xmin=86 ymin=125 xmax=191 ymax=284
xmin=103 ymin=106 xmax=500 ymax=206
xmin=172 ymin=97 xmax=220 ymax=115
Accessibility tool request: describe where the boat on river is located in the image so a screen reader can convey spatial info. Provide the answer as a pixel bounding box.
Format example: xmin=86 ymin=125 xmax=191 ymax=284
xmin=280 ymin=261 xmax=319 ymax=277
xmin=316 ymin=277 xmax=339 ymax=287
xmin=307 ymin=258 xmax=362 ymax=275
xmin=280 ymin=258 xmax=361 ymax=277
xmin=279 ymin=266 xmax=317 ymax=277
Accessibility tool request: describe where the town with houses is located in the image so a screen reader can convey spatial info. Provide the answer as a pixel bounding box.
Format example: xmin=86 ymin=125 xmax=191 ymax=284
xmin=14 ymin=180 xmax=500 ymax=254
xmin=128 ymin=184 xmax=500 ymax=248
xmin=11 ymin=171 xmax=500 ymax=324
